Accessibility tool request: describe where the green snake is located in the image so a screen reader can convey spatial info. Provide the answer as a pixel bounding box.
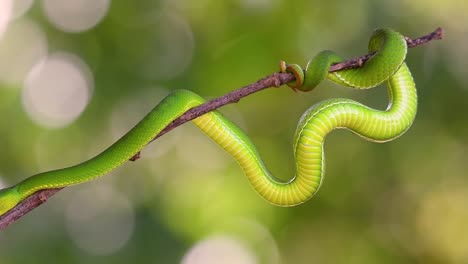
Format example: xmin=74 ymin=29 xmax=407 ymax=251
xmin=0 ymin=29 xmax=417 ymax=216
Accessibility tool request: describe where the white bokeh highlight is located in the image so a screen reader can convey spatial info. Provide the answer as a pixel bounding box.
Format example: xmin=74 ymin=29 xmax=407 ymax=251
xmin=0 ymin=18 xmax=48 ymax=85
xmin=0 ymin=0 xmax=12 ymax=38
xmin=42 ymin=0 xmax=110 ymax=32
xmin=182 ymin=236 xmax=257 ymax=264
xmin=22 ymin=52 xmax=92 ymax=128
xmin=234 ymin=219 xmax=281 ymax=264
xmin=65 ymin=184 xmax=135 ymax=255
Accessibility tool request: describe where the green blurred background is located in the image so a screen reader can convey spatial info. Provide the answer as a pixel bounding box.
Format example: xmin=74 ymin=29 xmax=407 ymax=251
xmin=0 ymin=0 xmax=466 ymax=263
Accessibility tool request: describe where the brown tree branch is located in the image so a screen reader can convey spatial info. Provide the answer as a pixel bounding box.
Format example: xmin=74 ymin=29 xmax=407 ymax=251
xmin=0 ymin=27 xmax=443 ymax=230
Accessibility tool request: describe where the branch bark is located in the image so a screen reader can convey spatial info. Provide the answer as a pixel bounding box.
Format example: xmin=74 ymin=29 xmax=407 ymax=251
xmin=0 ymin=27 xmax=443 ymax=230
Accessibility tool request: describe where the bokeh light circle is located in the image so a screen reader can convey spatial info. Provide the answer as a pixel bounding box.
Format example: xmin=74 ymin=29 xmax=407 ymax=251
xmin=42 ymin=0 xmax=110 ymax=32
xmin=22 ymin=52 xmax=93 ymax=128
xmin=182 ymin=236 xmax=257 ymax=264
xmin=0 ymin=0 xmax=12 ymax=39
xmin=0 ymin=18 xmax=48 ymax=86
xmin=65 ymin=184 xmax=135 ymax=255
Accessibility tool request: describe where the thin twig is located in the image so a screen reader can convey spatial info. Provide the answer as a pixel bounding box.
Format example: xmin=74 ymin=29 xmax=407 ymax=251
xmin=329 ymin=27 xmax=443 ymax=72
xmin=0 ymin=27 xmax=443 ymax=230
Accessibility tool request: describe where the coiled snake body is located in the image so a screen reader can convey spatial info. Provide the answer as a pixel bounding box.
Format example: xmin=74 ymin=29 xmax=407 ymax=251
xmin=0 ymin=29 xmax=417 ymax=215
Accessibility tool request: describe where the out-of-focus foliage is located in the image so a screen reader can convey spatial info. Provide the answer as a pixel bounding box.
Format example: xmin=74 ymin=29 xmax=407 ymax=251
xmin=0 ymin=0 xmax=466 ymax=263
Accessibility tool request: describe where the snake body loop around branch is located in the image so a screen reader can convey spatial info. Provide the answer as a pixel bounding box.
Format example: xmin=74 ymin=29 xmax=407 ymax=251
xmin=0 ymin=28 xmax=417 ymax=214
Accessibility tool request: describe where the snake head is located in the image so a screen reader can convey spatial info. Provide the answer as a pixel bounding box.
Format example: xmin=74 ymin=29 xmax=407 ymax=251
xmin=0 ymin=186 xmax=21 ymax=216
